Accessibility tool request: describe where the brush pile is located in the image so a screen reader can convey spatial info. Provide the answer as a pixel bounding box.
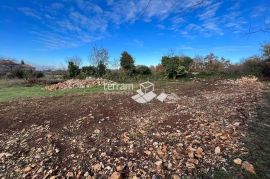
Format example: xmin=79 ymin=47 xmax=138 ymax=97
xmin=45 ymin=77 xmax=113 ymax=91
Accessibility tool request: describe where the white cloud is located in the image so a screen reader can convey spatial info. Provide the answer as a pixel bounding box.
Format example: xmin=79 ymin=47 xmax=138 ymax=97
xmin=18 ymin=7 xmax=42 ymax=20
xmin=198 ymin=1 xmax=222 ymax=20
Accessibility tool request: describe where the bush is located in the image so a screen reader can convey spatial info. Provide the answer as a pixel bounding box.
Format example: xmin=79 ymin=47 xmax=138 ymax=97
xmin=120 ymin=51 xmax=135 ymax=73
xmin=35 ymin=71 xmax=44 ymax=78
xmin=11 ymin=69 xmax=25 ymax=79
xmin=67 ymin=61 xmax=80 ymax=78
xmin=81 ymin=66 xmax=97 ymax=76
xmin=242 ymin=56 xmax=262 ymax=76
xmin=135 ymin=65 xmax=152 ymax=75
xmin=161 ymin=55 xmax=193 ymax=78
xmin=176 ymin=65 xmax=187 ymax=77
xmin=97 ymin=62 xmax=106 ymax=77
xmin=261 ymin=59 xmax=270 ymax=77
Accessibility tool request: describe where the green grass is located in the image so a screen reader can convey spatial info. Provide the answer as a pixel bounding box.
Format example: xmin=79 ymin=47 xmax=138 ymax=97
xmin=0 ymin=83 xmax=105 ymax=102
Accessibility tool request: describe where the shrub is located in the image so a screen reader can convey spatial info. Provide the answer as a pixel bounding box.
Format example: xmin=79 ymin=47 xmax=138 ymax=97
xmin=242 ymin=56 xmax=262 ymax=76
xmin=261 ymin=43 xmax=270 ymax=77
xmin=97 ymin=62 xmax=106 ymax=77
xmin=135 ymin=65 xmax=152 ymax=75
xmin=120 ymin=51 xmax=135 ymax=73
xmin=67 ymin=61 xmax=80 ymax=78
xmin=81 ymin=66 xmax=97 ymax=76
xmin=35 ymin=71 xmax=44 ymax=78
xmin=176 ymin=65 xmax=187 ymax=77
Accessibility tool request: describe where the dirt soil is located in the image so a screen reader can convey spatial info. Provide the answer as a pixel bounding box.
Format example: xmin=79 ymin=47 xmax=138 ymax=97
xmin=0 ymin=79 xmax=266 ymax=178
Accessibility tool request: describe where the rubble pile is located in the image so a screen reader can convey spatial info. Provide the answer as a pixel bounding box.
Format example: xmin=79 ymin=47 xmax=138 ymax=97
xmin=45 ymin=77 xmax=113 ymax=91
xmin=0 ymin=77 xmax=265 ymax=178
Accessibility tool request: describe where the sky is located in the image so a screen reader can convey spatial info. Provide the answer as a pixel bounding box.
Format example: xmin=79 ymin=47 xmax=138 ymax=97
xmin=0 ymin=0 xmax=269 ymax=69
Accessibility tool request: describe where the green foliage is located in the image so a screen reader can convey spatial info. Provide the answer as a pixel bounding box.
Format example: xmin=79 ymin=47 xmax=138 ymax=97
xmin=81 ymin=66 xmax=97 ymax=76
xmin=67 ymin=61 xmax=80 ymax=78
xmin=96 ymin=62 xmax=106 ymax=77
xmin=261 ymin=43 xmax=270 ymax=77
xmin=161 ymin=55 xmax=192 ymax=78
xmin=11 ymin=69 xmax=25 ymax=79
xmin=120 ymin=51 xmax=135 ymax=73
xmin=242 ymin=56 xmax=262 ymax=76
xmin=135 ymin=65 xmax=152 ymax=75
xmin=21 ymin=60 xmax=25 ymax=65
xmin=176 ymin=65 xmax=187 ymax=77
xmin=35 ymin=71 xmax=44 ymax=78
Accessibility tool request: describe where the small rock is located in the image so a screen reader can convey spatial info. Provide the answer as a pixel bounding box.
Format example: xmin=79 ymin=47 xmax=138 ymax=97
xmin=94 ymin=129 xmax=100 ymax=134
xmin=23 ymin=166 xmax=32 ymax=173
xmin=195 ymin=147 xmax=204 ymax=158
xmin=242 ymin=161 xmax=256 ymax=174
xmin=66 ymin=172 xmax=74 ymax=177
xmin=144 ymin=150 xmax=151 ymax=155
xmin=167 ymin=162 xmax=173 ymax=170
xmin=215 ymin=146 xmax=221 ymax=155
xmin=111 ymin=171 xmax=121 ymax=179
xmin=152 ymin=174 xmax=162 ymax=179
xmin=84 ymin=172 xmax=90 ymax=177
xmin=50 ymin=176 xmax=57 ymax=179
xmin=116 ymin=165 xmax=123 ymax=172
xmin=186 ymin=162 xmax=195 ymax=169
xmin=171 ymin=174 xmax=181 ymax=179
xmin=100 ymin=152 xmax=106 ymax=157
xmin=233 ymin=158 xmax=242 ymax=165
xmin=155 ymin=161 xmax=162 ymax=166
xmin=92 ymin=164 xmax=102 ymax=172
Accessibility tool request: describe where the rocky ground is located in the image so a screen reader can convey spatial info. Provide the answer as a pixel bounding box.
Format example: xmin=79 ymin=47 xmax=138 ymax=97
xmin=0 ymin=77 xmax=267 ymax=178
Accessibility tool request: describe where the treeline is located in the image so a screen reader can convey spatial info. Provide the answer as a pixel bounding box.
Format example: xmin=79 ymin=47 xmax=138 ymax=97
xmin=67 ymin=43 xmax=270 ymax=81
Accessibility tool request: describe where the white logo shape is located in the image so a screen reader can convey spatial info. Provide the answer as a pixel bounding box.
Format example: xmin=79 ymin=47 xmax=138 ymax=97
xmin=131 ymin=81 xmax=179 ymax=104
xmin=131 ymin=81 xmax=157 ymax=103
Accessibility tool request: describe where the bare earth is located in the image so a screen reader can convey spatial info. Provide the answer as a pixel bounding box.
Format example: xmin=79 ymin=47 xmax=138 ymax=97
xmin=0 ymin=79 xmax=266 ymax=178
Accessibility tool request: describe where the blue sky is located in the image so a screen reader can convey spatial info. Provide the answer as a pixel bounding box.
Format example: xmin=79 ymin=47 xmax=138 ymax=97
xmin=0 ymin=0 xmax=269 ymax=69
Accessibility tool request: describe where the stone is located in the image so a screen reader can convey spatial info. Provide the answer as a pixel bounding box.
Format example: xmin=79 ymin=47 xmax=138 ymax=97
xmin=116 ymin=165 xmax=123 ymax=172
xmin=23 ymin=166 xmax=32 ymax=173
xmin=171 ymin=174 xmax=181 ymax=179
xmin=233 ymin=158 xmax=242 ymax=165
xmin=186 ymin=162 xmax=195 ymax=169
xmin=144 ymin=150 xmax=151 ymax=155
xmin=152 ymin=174 xmax=162 ymax=179
xmin=92 ymin=164 xmax=102 ymax=172
xmin=94 ymin=129 xmax=100 ymax=134
xmin=242 ymin=161 xmax=256 ymax=174
xmin=215 ymin=146 xmax=221 ymax=154
xmin=155 ymin=161 xmax=162 ymax=166
xmin=195 ymin=147 xmax=204 ymax=158
xmin=84 ymin=172 xmax=90 ymax=177
xmin=66 ymin=172 xmax=74 ymax=177
xmin=111 ymin=171 xmax=121 ymax=179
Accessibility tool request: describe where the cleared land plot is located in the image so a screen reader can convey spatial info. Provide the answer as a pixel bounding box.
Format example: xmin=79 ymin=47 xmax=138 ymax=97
xmin=0 ymin=79 xmax=269 ymax=178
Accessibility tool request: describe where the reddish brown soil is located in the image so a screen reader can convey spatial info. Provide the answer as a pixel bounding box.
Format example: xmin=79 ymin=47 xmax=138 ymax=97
xmin=0 ymin=80 xmax=264 ymax=178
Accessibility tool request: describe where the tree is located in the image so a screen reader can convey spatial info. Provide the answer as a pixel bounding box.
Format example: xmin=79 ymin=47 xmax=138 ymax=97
xmin=67 ymin=61 xmax=80 ymax=78
xmin=261 ymin=43 xmax=270 ymax=76
xmin=66 ymin=56 xmax=81 ymax=67
xmin=89 ymin=45 xmax=109 ymax=66
xmin=21 ymin=60 xmax=25 ymax=65
xmin=242 ymin=56 xmax=262 ymax=75
xmin=179 ymin=56 xmax=193 ymax=70
xmin=97 ymin=62 xmax=106 ymax=77
xmin=161 ymin=55 xmax=191 ymax=78
xmin=136 ymin=65 xmax=152 ymax=75
xmin=120 ymin=51 xmax=135 ymax=72
xmin=81 ymin=66 xmax=97 ymax=76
